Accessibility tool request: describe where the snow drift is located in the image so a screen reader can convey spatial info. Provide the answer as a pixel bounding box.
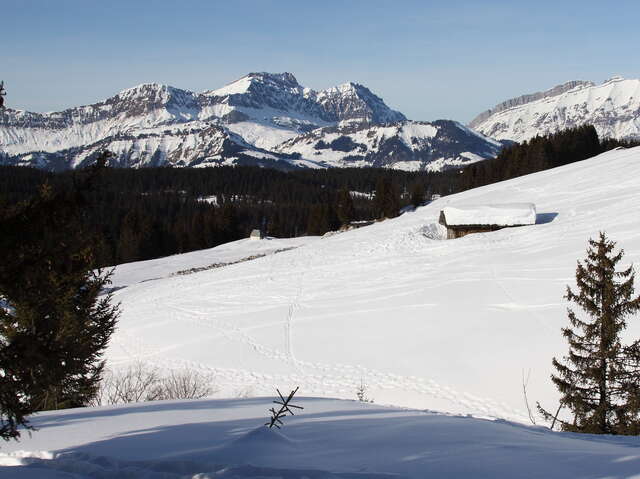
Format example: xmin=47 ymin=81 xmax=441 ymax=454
xmin=3 ymin=398 xmax=640 ymax=478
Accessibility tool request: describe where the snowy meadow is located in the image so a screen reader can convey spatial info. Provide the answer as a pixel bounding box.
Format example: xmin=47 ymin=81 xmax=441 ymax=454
xmin=2 ymin=146 xmax=640 ymax=477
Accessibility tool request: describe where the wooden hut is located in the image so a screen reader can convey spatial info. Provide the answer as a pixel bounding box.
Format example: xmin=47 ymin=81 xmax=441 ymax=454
xmin=439 ymin=203 xmax=536 ymax=239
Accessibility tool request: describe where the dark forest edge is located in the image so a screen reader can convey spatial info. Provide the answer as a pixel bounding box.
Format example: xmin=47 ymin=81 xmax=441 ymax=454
xmin=0 ymin=125 xmax=637 ymax=268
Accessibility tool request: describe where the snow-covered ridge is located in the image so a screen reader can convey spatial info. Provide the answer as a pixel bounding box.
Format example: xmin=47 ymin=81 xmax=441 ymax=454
xmin=470 ymin=77 xmax=640 ymax=142
xmin=469 ymin=80 xmax=594 ymax=127
xmin=275 ymin=119 xmax=502 ymax=171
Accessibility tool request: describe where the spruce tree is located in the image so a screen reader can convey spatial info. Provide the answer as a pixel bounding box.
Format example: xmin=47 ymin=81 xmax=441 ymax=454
xmin=374 ymin=178 xmax=399 ymax=219
xmin=541 ymin=232 xmax=640 ymax=434
xmin=0 ymin=156 xmax=119 ymax=440
xmin=335 ymin=187 xmax=355 ymax=226
xmin=410 ymin=182 xmax=425 ymax=208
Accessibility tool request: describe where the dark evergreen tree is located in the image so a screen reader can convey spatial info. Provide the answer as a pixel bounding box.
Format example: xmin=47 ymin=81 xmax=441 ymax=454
xmin=335 ymin=187 xmax=355 ymax=226
xmin=374 ymin=177 xmax=399 ymax=219
xmin=0 ymin=157 xmax=119 ymax=440
xmin=539 ymin=233 xmax=640 ymax=434
xmin=306 ymin=204 xmax=338 ymax=235
xmin=410 ymin=181 xmax=425 ymax=207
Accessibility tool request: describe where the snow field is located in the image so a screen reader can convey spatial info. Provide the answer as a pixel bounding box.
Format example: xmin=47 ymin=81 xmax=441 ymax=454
xmin=3 ymin=147 xmax=640 ymax=478
xmin=103 ymin=146 xmax=640 ymax=425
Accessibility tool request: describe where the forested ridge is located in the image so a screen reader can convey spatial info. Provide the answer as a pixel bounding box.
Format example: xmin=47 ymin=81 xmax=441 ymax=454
xmin=1 ymin=125 xmax=635 ymax=268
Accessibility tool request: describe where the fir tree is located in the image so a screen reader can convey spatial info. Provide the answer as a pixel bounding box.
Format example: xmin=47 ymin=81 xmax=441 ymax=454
xmin=0 ymin=155 xmax=119 ymax=440
xmin=410 ymin=181 xmax=425 ymax=208
xmin=335 ymin=187 xmax=355 ymax=226
xmin=374 ymin=177 xmax=399 ymax=219
xmin=540 ymin=233 xmax=640 ymax=434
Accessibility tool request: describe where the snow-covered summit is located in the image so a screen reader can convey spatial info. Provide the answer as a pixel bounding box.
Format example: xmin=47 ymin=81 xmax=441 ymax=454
xmin=207 ymin=72 xmax=305 ymax=99
xmin=470 ymin=77 xmax=640 ymax=142
xmin=314 ymin=81 xmax=406 ymax=124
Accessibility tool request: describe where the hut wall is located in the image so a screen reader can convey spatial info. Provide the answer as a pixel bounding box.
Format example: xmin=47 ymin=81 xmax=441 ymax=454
xmin=447 ymin=225 xmax=503 ymax=239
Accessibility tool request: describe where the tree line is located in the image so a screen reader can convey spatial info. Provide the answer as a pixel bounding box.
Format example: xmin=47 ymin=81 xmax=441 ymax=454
xmin=0 ymin=125 xmax=636 ymax=268
xmin=0 ymin=164 xmax=443 ymax=267
xmin=455 ymin=126 xmax=639 ymax=191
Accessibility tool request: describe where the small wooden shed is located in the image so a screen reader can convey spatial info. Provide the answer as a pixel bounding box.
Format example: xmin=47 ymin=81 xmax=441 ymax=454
xmin=439 ymin=203 xmax=536 ymax=239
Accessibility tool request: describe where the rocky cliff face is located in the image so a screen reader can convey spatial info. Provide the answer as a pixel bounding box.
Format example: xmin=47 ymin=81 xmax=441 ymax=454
xmin=469 ymin=77 xmax=640 ymax=142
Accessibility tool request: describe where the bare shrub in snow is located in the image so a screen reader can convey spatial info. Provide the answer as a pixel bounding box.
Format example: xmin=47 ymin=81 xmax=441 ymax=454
xmin=92 ymin=363 xmax=216 ymax=406
xmin=155 ymin=369 xmax=216 ymax=400
xmin=92 ymin=363 xmax=162 ymax=406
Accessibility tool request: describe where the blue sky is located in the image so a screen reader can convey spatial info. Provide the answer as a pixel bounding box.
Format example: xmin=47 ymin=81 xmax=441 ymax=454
xmin=3 ymin=0 xmax=639 ymax=122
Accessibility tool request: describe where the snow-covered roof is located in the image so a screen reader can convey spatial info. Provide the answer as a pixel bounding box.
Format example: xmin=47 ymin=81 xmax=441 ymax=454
xmin=441 ymin=203 xmax=537 ymax=227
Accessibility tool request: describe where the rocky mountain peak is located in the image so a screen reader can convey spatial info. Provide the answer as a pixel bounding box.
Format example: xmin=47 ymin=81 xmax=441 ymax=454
xmin=470 ymin=77 xmax=640 ymax=142
xmin=245 ymin=72 xmax=300 ymax=88
xmin=316 ymin=81 xmax=406 ymax=124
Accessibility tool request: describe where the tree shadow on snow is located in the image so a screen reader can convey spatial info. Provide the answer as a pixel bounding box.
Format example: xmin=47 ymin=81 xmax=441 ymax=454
xmin=33 ymin=403 xmax=640 ymax=479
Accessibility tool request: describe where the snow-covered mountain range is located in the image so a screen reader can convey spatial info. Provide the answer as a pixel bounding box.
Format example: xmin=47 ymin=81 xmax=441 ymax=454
xmin=470 ymin=77 xmax=640 ymax=142
xmin=0 ymin=72 xmax=500 ymax=171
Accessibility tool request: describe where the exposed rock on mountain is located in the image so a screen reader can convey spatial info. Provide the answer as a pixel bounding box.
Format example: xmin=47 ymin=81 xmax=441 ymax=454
xmin=276 ymin=120 xmax=502 ymax=171
xmin=0 ymin=72 xmax=497 ymax=171
xmin=470 ymin=77 xmax=640 ymax=142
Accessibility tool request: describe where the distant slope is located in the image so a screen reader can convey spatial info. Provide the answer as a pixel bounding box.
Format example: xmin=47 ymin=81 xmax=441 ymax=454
xmin=105 ymin=146 xmax=640 ymax=422
xmin=275 ymin=119 xmax=502 ymax=171
xmin=109 ymin=236 xmax=320 ymax=290
xmin=470 ymin=77 xmax=640 ymax=142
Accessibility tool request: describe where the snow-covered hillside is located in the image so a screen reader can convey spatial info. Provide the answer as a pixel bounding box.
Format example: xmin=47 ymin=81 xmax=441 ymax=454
xmin=0 ymin=72 xmax=503 ymax=172
xmin=4 ymin=397 xmax=640 ymax=478
xmin=276 ymin=119 xmax=502 ymax=171
xmin=470 ymin=77 xmax=640 ymax=142
xmin=109 ymin=236 xmax=320 ymax=291
xmin=101 ymin=146 xmax=640 ymax=424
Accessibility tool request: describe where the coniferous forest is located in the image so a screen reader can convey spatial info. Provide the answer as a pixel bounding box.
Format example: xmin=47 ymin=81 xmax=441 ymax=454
xmin=0 ymin=125 xmax=636 ymax=268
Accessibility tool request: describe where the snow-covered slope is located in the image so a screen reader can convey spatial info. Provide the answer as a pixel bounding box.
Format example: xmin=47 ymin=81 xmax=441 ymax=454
xmin=0 ymin=72 xmax=413 ymax=170
xmin=102 ymin=146 xmax=640 ymax=424
xmin=470 ymin=77 xmax=640 ymax=142
xmin=4 ymin=397 xmax=640 ymax=478
xmin=275 ymin=119 xmax=502 ymax=171
xmin=109 ymin=236 xmax=320 ymax=290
